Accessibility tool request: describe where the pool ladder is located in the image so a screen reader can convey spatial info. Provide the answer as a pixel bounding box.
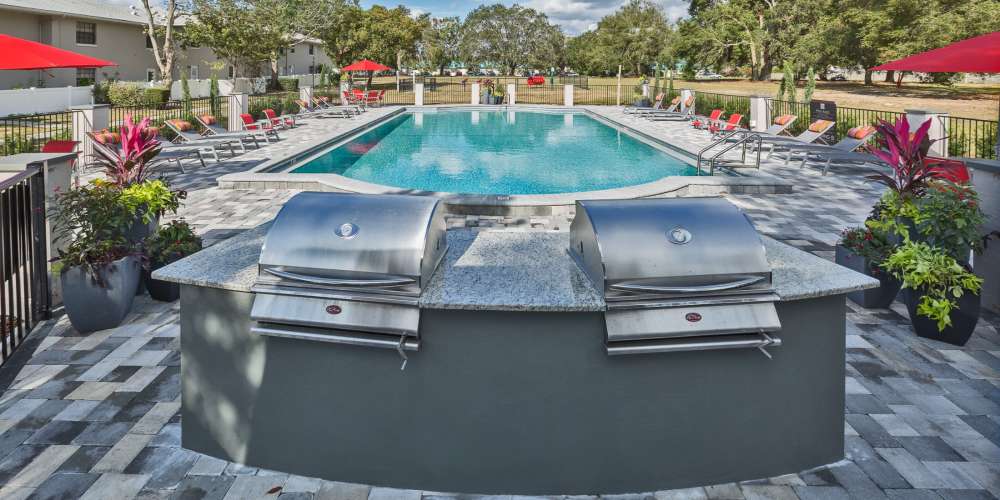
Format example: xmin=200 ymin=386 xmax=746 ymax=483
xmin=696 ymin=130 xmax=764 ymax=175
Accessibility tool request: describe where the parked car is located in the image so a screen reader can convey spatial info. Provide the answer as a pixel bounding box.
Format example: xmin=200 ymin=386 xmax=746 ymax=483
xmin=695 ymin=70 xmax=724 ymax=80
xmin=829 ymin=74 xmax=848 ymax=81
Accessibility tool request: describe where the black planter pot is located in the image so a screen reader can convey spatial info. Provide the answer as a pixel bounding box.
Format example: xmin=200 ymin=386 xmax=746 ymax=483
xmin=905 ymin=288 xmax=981 ymax=346
xmin=835 ymin=245 xmax=901 ymax=308
xmin=143 ymin=261 xmax=180 ymax=302
xmin=61 ymin=256 xmax=141 ymax=333
xmin=125 ymin=213 xmax=159 ymax=244
xmin=480 ymin=93 xmax=491 ymax=105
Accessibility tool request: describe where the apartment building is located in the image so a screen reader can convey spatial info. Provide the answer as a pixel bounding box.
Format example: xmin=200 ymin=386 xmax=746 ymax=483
xmin=0 ymin=0 xmax=333 ymax=89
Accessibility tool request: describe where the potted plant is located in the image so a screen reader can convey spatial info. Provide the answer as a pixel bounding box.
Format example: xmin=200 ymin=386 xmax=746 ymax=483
xmin=119 ymin=179 xmax=185 ymax=243
xmin=51 ymin=182 xmax=142 ymax=333
xmin=143 ymin=220 xmax=202 ymax=302
xmin=836 ymin=225 xmax=900 ymax=308
xmin=865 ymin=117 xmax=936 ymax=244
xmin=479 ymin=79 xmax=493 ymax=104
xmin=883 ymin=241 xmax=982 ymax=346
xmin=911 ymin=182 xmax=986 ymax=265
xmin=492 ymin=84 xmax=505 ymax=104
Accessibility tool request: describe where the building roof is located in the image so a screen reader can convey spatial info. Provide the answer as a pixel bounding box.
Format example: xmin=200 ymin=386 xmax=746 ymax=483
xmin=0 ymin=0 xmax=179 ymax=26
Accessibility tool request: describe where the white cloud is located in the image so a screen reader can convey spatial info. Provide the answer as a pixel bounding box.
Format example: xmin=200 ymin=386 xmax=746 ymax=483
xmin=522 ymin=0 xmax=688 ymax=34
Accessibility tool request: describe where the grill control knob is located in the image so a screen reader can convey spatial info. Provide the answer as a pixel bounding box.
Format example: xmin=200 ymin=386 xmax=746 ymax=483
xmin=667 ymin=226 xmax=692 ymax=245
xmin=336 ymin=222 xmax=359 ymax=239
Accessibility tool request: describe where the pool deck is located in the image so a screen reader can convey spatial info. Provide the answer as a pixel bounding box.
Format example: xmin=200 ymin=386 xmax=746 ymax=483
xmin=6 ymin=105 xmax=1000 ymax=499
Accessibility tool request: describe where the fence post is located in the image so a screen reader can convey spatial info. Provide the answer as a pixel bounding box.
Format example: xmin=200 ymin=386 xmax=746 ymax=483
xmin=564 ymin=85 xmax=574 ymax=107
xmin=906 ymin=109 xmax=948 ymax=157
xmin=227 ymin=94 xmax=248 ymax=132
xmin=70 ymin=104 xmax=108 ymax=166
xmin=299 ymin=86 xmax=313 ymax=106
xmin=471 ymin=82 xmax=480 ymax=105
xmin=749 ymin=95 xmax=769 ymax=132
xmin=414 ymin=83 xmax=424 ymax=106
xmin=507 ymin=83 xmax=516 ymax=105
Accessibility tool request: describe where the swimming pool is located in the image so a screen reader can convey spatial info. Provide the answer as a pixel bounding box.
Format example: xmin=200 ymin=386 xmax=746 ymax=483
xmin=290 ymin=110 xmax=698 ymax=195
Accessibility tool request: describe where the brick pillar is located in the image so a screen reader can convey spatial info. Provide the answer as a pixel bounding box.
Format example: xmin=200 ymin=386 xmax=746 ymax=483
xmin=906 ymin=109 xmax=948 ymax=157
xmin=749 ymin=95 xmax=770 ymax=132
xmin=414 ymin=83 xmax=424 ymax=106
xmin=471 ymin=82 xmax=481 ymax=105
xmin=228 ymin=94 xmax=248 ymax=132
xmin=564 ymin=85 xmax=574 ymax=107
xmin=507 ymin=83 xmax=516 ymax=105
xmin=70 ymin=104 xmax=109 ymax=166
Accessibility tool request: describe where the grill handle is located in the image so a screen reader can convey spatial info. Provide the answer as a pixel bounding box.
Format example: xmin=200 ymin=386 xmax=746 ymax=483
xmin=264 ymin=268 xmax=416 ymax=287
xmin=252 ymin=324 xmax=419 ymax=370
xmin=609 ymin=275 xmax=765 ymax=294
xmin=607 ymin=332 xmax=781 ymax=358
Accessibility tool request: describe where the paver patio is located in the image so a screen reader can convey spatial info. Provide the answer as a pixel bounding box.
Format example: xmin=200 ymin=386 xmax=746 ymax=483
xmin=2 ymin=107 xmax=998 ymax=500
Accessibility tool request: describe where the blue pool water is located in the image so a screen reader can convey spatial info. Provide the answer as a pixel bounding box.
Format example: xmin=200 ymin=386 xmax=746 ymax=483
xmin=291 ymin=110 xmax=698 ymax=195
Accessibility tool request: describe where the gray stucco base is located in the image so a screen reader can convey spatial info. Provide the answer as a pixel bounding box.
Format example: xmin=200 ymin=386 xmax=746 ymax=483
xmin=180 ymin=284 xmax=846 ymax=495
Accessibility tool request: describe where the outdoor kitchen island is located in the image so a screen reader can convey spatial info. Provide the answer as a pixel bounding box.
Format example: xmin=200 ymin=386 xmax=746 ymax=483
xmin=153 ymin=216 xmax=879 ymax=495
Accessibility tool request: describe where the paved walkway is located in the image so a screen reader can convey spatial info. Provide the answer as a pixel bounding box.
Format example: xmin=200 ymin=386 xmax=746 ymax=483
xmin=2 ymin=107 xmax=998 ymax=500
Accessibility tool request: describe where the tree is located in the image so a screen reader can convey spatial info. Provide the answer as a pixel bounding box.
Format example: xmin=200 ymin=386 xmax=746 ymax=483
xmin=804 ymin=66 xmax=816 ymax=102
xmin=593 ymin=0 xmax=670 ymax=76
xmin=352 ymin=6 xmax=427 ymax=87
xmin=420 ymin=17 xmax=462 ymax=76
xmin=460 ymin=4 xmax=562 ymax=75
xmin=140 ymin=0 xmax=188 ymax=88
xmin=566 ymin=31 xmax=617 ymax=76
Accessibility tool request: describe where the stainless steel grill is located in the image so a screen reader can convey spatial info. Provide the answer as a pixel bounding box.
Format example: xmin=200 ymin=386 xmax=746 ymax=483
xmin=250 ymin=192 xmax=447 ymax=368
xmin=569 ymin=197 xmax=782 ymax=357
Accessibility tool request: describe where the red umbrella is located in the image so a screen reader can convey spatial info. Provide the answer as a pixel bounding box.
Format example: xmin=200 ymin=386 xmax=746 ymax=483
xmin=0 ymin=34 xmax=116 ymax=70
xmin=870 ymin=31 xmax=1000 ymax=158
xmin=341 ymin=59 xmax=391 ymax=72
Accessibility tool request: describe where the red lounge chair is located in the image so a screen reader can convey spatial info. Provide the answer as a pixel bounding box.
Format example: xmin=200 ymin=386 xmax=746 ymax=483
xmin=240 ymin=113 xmax=281 ymax=140
xmin=693 ymin=109 xmax=723 ymax=129
xmin=709 ymin=114 xmax=742 ymax=135
xmin=262 ymin=108 xmax=295 ymax=129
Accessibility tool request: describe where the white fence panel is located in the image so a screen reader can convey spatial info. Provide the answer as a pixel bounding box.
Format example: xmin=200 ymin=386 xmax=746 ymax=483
xmin=0 ymin=86 xmax=93 ymax=117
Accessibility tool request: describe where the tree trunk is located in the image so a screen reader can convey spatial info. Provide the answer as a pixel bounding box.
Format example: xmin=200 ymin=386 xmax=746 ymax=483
xmin=884 ymin=70 xmax=895 ymax=83
xmin=895 ymin=71 xmax=905 ymax=88
xmin=864 ymin=70 xmax=873 ymax=86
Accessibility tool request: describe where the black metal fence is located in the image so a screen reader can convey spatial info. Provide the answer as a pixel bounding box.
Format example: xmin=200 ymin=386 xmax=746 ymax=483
xmin=424 ymin=82 xmax=473 ymax=105
xmin=695 ymin=92 xmax=751 ymax=120
xmin=0 ymin=112 xmax=74 ymax=156
xmin=766 ymin=99 xmax=905 ymax=141
xmin=574 ymin=85 xmax=619 ymax=105
xmin=947 ymin=116 xmax=998 ymax=159
xmin=108 ymin=97 xmax=229 ymax=138
xmin=767 ymin=99 xmax=812 ymax=135
xmin=0 ymin=166 xmax=49 ymax=366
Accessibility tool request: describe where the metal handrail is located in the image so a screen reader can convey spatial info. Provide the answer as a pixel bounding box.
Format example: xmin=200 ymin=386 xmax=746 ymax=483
xmin=708 ymin=133 xmax=764 ymax=175
xmin=0 ymin=165 xmax=41 ymax=191
xmin=696 ymin=129 xmax=762 ymax=175
xmin=695 ymin=129 xmax=741 ymax=175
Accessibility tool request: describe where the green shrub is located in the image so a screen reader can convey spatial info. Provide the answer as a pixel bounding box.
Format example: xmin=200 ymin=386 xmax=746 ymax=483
xmin=107 ymin=82 xmax=147 ymax=106
xmin=278 ymin=77 xmax=299 ymax=91
xmin=93 ymin=80 xmax=113 ymax=104
xmin=143 ymin=87 xmax=170 ymax=104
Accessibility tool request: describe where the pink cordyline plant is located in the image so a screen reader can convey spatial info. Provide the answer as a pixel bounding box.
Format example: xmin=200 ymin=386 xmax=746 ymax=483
xmin=96 ymin=114 xmax=162 ymax=187
xmin=865 ymin=117 xmax=935 ymax=199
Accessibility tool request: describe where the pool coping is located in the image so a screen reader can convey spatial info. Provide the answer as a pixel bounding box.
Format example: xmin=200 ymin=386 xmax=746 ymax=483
xmin=217 ymin=105 xmax=793 ymax=210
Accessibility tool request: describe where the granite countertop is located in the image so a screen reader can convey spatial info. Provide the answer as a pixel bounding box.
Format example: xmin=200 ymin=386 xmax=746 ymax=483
xmin=153 ymin=223 xmax=878 ymax=311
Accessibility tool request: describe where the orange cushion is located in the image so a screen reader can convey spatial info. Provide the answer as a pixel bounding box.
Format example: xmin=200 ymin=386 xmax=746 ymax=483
xmin=167 ymin=119 xmax=193 ymax=131
xmin=774 ymin=114 xmax=794 ymax=126
xmin=808 ymin=120 xmax=833 ymax=132
xmin=144 ymin=126 xmax=160 ymax=139
xmin=200 ymin=115 xmax=217 ymax=126
xmin=670 ymin=96 xmax=681 ymax=105
xmin=847 ymin=125 xmax=876 ymax=140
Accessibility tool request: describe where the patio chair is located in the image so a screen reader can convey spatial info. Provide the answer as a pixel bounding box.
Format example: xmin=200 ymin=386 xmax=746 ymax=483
xmin=331 ymin=94 xmax=365 ymax=114
xmin=780 ymin=125 xmax=879 ymax=174
xmin=624 ymin=93 xmax=665 ymax=114
xmin=296 ymin=99 xmax=355 ymax=119
xmin=262 ymin=108 xmax=296 ymax=129
xmin=164 ymin=119 xmax=247 ymax=158
xmin=194 ymin=114 xmax=268 ymax=147
xmin=709 ymin=113 xmax=743 ymax=136
xmin=754 ymin=119 xmax=837 ymax=157
xmin=765 ymin=114 xmax=798 ymax=136
xmin=691 ymin=109 xmax=723 ymax=130
xmin=643 ymin=95 xmax=695 ymax=119
xmin=239 ymin=114 xmax=281 ymax=141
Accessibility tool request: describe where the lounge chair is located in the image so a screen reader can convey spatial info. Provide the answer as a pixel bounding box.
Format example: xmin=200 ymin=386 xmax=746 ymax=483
xmin=625 ymin=93 xmax=665 ymax=114
xmin=296 ymin=99 xmax=356 ymax=119
xmin=194 ymin=114 xmax=268 ymax=147
xmin=765 ymin=114 xmax=798 ymax=136
xmin=646 ymin=95 xmax=696 ymax=120
xmin=709 ymin=114 xmax=743 ymax=136
xmin=781 ymin=125 xmax=881 ymax=174
xmin=633 ymin=96 xmax=680 ymax=117
xmin=239 ymin=114 xmax=281 ymax=141
xmin=262 ymin=108 xmax=296 ymax=129
xmin=758 ymin=119 xmax=835 ymax=146
xmin=692 ymin=109 xmax=723 ymax=130
xmin=163 ymin=119 xmax=248 ymax=159
xmin=321 ymin=95 xmax=363 ymax=115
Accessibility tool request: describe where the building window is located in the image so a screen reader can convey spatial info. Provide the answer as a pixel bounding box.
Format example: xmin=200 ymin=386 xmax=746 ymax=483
xmin=189 ymin=65 xmax=199 ymax=79
xmin=76 ymin=68 xmax=96 ymax=86
xmin=308 ymin=44 xmax=314 ymax=55
xmin=76 ymin=22 xmax=96 ymax=45
xmin=146 ymin=33 xmax=153 ymax=49
xmin=228 ymin=66 xmax=235 ymax=78
xmin=146 ymin=69 xmax=157 ymax=82
xmin=278 ymin=47 xmax=285 ymax=55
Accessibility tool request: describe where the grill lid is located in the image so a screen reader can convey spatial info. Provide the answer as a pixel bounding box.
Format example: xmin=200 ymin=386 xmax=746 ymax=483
xmin=570 ymin=197 xmax=771 ymax=300
xmin=258 ymin=192 xmax=447 ymax=295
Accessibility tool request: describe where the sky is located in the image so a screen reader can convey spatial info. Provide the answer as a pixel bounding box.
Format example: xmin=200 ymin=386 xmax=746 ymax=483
xmin=358 ymin=0 xmax=689 ymax=34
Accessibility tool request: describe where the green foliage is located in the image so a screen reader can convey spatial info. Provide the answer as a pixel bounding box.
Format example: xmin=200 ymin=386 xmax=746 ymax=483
xmin=119 ymin=180 xmax=185 ymax=224
xmin=866 ymin=191 xmax=919 ymax=242
xmin=209 ymin=74 xmax=221 ymax=117
xmin=840 ymin=226 xmax=894 ymax=264
xmin=145 ymin=220 xmax=202 ymax=266
xmin=181 ymin=68 xmax=192 ymax=114
xmin=565 ymin=0 xmax=669 ymax=77
xmin=93 ymin=80 xmax=113 ymax=104
xmin=278 ymin=77 xmax=299 ymax=91
xmin=803 ymin=67 xmax=816 ymax=103
xmin=913 ymin=184 xmax=987 ymax=260
xmin=143 ymin=87 xmax=171 ymax=104
xmin=460 ymin=3 xmax=563 ymax=75
xmin=106 ymin=82 xmax=147 ymax=106
xmin=883 ymin=242 xmax=983 ymax=331
xmin=783 ymin=61 xmax=797 ymax=102
xmin=50 ymin=181 xmax=135 ymax=284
